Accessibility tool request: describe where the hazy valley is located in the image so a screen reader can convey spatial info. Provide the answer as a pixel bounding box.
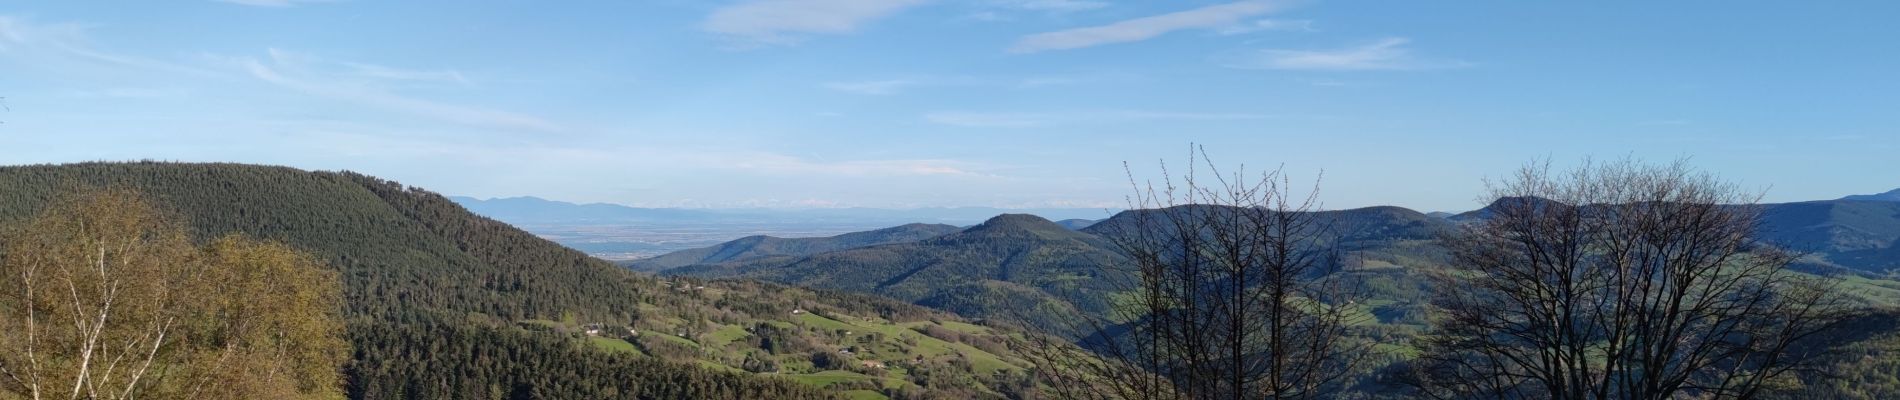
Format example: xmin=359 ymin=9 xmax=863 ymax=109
xmin=451 ymin=196 xmax=1113 ymax=261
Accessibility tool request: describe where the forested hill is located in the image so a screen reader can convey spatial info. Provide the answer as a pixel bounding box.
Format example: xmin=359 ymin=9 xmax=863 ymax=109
xmin=1757 ymin=200 xmax=1900 ymax=273
xmin=653 ymin=200 xmax=1900 ymax=397
xmin=626 ymin=223 xmax=961 ymax=272
xmin=0 ymin=162 xmax=1053 ymax=399
xmin=667 ymin=206 xmax=1459 ymax=326
xmin=1451 ymin=196 xmax=1900 ymax=274
xmin=0 ymin=162 xmax=641 ymax=322
xmin=1842 ymin=188 xmax=1900 ymax=202
xmin=667 ymin=214 xmax=1129 ymax=326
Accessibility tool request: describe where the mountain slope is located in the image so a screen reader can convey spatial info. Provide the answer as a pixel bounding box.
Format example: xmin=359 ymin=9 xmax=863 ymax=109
xmin=0 ymin=162 xmax=646 ymax=322
xmin=1054 ymin=218 xmax=1098 ymax=230
xmin=669 ymin=214 xmax=1129 ymax=324
xmin=0 ymin=162 xmax=1051 ymax=399
xmin=626 ymin=223 xmax=960 ymax=272
xmin=1842 ymin=188 xmax=1900 ymax=202
xmin=668 ymin=207 xmax=1458 ymax=328
xmin=1759 ymin=200 xmax=1900 ymax=272
xmin=1080 ymin=205 xmax=1455 ymax=258
xmin=1448 ymin=196 xmax=1900 ymax=273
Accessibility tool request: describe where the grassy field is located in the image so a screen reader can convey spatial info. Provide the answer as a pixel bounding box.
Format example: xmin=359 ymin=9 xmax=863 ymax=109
xmin=841 ymin=389 xmax=890 ymax=400
xmin=587 ymin=336 xmax=644 ymax=355
xmin=657 ymin=332 xmax=701 ymax=348
xmin=706 ymin=324 xmax=751 ymax=347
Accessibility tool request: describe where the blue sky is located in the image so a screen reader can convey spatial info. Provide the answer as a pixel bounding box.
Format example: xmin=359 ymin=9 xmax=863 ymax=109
xmin=1 ymin=1 xmax=1894 ymax=212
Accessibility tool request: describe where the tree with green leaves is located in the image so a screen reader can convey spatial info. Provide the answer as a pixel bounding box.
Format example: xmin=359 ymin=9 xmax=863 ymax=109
xmin=0 ymin=188 xmax=348 ymax=399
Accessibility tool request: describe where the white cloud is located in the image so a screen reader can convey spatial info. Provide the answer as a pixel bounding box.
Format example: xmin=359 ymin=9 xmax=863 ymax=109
xmin=0 ymin=16 xmax=216 ymax=76
xmin=964 ymin=11 xmax=1009 ymax=22
xmin=994 ymin=0 xmax=1108 ymax=13
xmin=703 ymin=0 xmax=929 ymax=45
xmin=823 ymin=73 xmax=1129 ymax=95
xmin=926 ymin=110 xmax=1273 ymax=128
xmin=235 ymin=48 xmax=562 ymax=132
xmin=212 ymin=0 xmax=334 ymax=7
xmin=301 ymin=130 xmax=989 ymax=178
xmin=1009 ymin=0 xmax=1284 ymax=53
xmin=1224 ymin=37 xmax=1470 ymax=71
xmin=1215 ymin=18 xmax=1315 ymax=35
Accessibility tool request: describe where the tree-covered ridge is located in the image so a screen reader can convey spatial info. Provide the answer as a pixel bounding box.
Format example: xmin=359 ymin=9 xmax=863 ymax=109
xmin=626 ymin=223 xmax=961 ymax=272
xmin=1756 ymin=200 xmax=1900 ymax=273
xmin=0 ymin=161 xmax=588 ymax=321
xmin=656 ymin=198 xmax=1900 ymax=397
xmin=0 ymin=162 xmax=1055 ymax=399
xmin=668 ymin=213 xmax=1132 ymax=326
xmin=1454 ymin=196 xmax=1900 ymax=275
xmin=347 ymin=319 xmax=832 ymax=400
xmin=667 ymin=207 xmax=1458 ymax=331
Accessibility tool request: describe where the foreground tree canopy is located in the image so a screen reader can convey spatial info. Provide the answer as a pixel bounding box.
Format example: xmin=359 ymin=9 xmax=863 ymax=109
xmin=1027 ymin=149 xmax=1369 ymax=400
xmin=0 ymin=188 xmax=348 ymax=399
xmin=1414 ymin=159 xmax=1853 ymax=399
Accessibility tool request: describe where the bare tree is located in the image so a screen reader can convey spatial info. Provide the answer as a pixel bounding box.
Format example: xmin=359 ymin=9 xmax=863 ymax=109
xmin=1413 ymin=158 xmax=1853 ymax=400
xmin=1025 ymin=147 xmax=1369 ymax=400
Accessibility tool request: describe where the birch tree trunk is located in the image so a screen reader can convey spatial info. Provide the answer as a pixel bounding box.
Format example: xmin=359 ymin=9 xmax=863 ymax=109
xmin=0 ymin=188 xmax=347 ymax=400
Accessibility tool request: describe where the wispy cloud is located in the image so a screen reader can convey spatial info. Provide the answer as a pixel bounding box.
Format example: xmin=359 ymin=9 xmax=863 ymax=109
xmin=994 ymin=0 xmax=1108 ymax=13
xmin=1222 ymin=37 xmax=1470 ymax=71
xmin=212 ymin=0 xmax=335 ymax=7
xmin=964 ymin=0 xmax=1107 ymax=22
xmin=703 ymin=0 xmax=929 ymax=45
xmin=926 ymin=110 xmax=1274 ymax=128
xmin=307 ymin=129 xmax=991 ymax=179
xmin=1215 ymin=18 xmax=1315 ymax=35
xmin=0 ymin=16 xmax=216 ymax=76
xmin=1009 ymin=0 xmax=1285 ymax=53
xmin=234 ymin=48 xmax=561 ymax=132
xmin=824 ymin=72 xmax=1132 ymax=95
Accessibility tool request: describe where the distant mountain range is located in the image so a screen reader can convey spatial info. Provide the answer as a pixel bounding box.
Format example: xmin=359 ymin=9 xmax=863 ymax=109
xmin=1760 ymin=199 xmax=1900 ymax=272
xmin=660 ymin=205 xmax=1459 ymax=329
xmin=668 ymin=213 xmax=1132 ymax=328
xmin=450 ymin=195 xmax=1117 ymax=225
xmin=625 ymin=223 xmax=962 ymax=272
xmin=1441 ymin=193 xmax=1900 ymax=273
xmin=650 ymin=188 xmax=1900 ymax=329
xmin=1773 ymin=188 xmax=1900 ymax=272
xmin=1843 ymin=188 xmax=1900 ymax=202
